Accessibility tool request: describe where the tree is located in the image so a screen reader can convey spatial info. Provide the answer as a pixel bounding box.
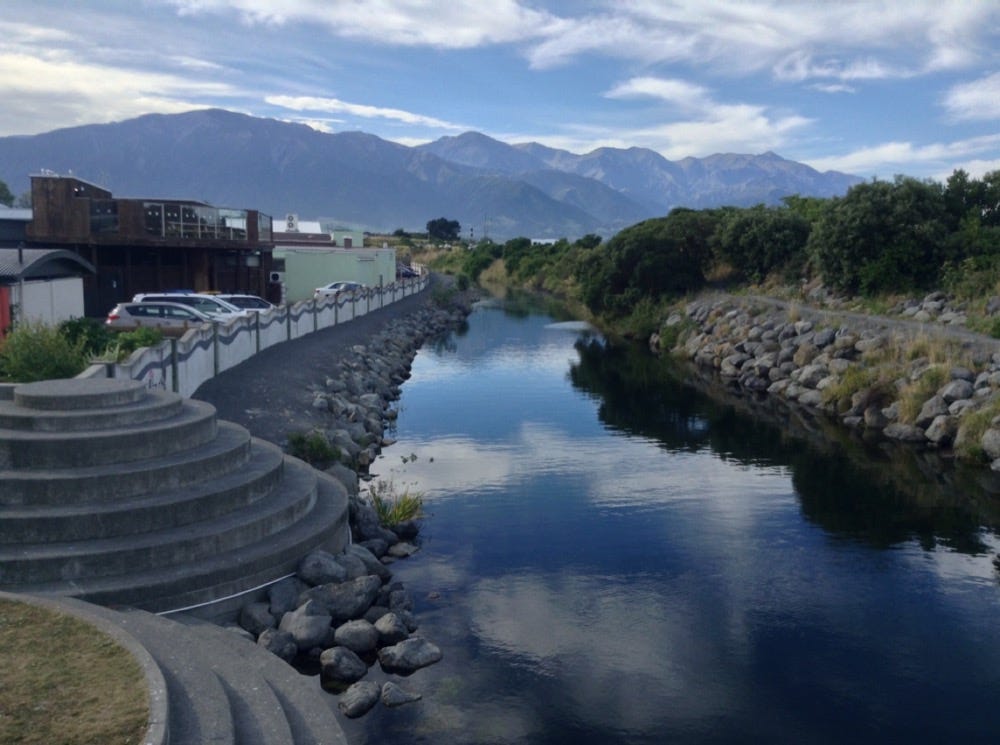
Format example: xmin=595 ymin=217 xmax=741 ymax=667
xmin=808 ymin=176 xmax=947 ymax=295
xmin=578 ymin=208 xmax=719 ymax=316
xmin=716 ymin=205 xmax=811 ymax=282
xmin=426 ymin=217 xmax=461 ymax=241
xmin=0 ymin=178 xmax=14 ymax=208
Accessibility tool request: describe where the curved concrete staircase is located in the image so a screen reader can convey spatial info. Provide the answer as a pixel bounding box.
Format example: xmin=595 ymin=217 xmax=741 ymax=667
xmin=0 ymin=378 xmax=350 ymax=618
xmin=3 ymin=591 xmax=347 ymax=745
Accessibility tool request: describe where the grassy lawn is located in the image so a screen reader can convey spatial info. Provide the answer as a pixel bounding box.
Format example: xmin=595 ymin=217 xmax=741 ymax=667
xmin=0 ymin=599 xmax=149 ymax=745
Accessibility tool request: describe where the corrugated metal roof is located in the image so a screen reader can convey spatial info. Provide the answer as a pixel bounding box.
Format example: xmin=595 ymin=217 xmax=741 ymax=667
xmin=0 ymin=248 xmax=95 ymax=280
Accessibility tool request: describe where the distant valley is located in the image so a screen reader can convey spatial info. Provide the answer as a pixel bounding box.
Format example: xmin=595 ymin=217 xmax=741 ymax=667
xmin=0 ymin=109 xmax=861 ymax=240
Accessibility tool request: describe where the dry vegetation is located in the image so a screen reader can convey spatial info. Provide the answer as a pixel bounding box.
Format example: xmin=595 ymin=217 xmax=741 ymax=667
xmin=0 ymin=599 xmax=148 ymax=745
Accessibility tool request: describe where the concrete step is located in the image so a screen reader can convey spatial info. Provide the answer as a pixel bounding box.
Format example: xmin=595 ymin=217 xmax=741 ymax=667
xmin=77 ymin=602 xmax=238 ymax=745
xmin=0 ymin=421 xmax=254 ymax=507
xmin=176 ymin=616 xmax=347 ymax=745
xmin=0 ymin=398 xmax=219 ymax=469
xmin=12 ymin=378 xmax=147 ymax=411
xmin=0 ymin=388 xmax=184 ymax=432
xmin=0 ymin=457 xmax=319 ymax=584
xmin=16 ymin=465 xmax=350 ymax=616
xmin=0 ymin=439 xmax=286 ymax=544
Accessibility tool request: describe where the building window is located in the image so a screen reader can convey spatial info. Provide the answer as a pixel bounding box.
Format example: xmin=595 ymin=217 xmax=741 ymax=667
xmin=90 ymin=200 xmax=119 ymax=234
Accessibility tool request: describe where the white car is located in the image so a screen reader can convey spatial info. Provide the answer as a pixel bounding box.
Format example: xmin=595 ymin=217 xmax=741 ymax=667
xmin=215 ymin=293 xmax=276 ymax=312
xmin=132 ymin=292 xmax=251 ymax=320
xmin=314 ymin=281 xmax=365 ymax=300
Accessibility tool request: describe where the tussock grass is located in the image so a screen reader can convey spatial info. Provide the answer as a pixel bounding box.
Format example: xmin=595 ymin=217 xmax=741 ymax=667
xmin=897 ymin=364 xmax=949 ymax=423
xmin=368 ymin=479 xmax=424 ymax=528
xmin=0 ymin=599 xmax=149 ymax=745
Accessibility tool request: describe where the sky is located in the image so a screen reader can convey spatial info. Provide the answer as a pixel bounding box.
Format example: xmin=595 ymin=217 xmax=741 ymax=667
xmin=1 ymin=1 xmax=999 ymax=182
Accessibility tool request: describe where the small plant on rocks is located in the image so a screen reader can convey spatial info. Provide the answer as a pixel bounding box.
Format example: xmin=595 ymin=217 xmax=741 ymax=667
xmin=367 ymin=478 xmax=424 ymax=528
xmin=287 ymin=430 xmax=340 ymax=468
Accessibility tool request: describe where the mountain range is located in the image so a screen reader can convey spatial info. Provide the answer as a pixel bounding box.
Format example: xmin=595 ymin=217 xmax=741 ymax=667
xmin=0 ymin=109 xmax=861 ymax=240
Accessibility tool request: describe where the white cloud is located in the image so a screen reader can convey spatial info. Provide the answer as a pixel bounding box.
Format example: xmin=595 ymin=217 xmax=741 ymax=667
xmin=805 ymin=133 xmax=1000 ymax=177
xmin=943 ymin=72 xmax=1000 ymax=122
xmin=809 ymin=83 xmax=856 ymax=94
xmin=0 ymin=51 xmax=234 ymax=135
xmin=601 ymin=76 xmax=812 ymax=157
xmin=265 ymin=94 xmax=464 ymax=130
xmin=161 ymin=0 xmax=556 ymax=48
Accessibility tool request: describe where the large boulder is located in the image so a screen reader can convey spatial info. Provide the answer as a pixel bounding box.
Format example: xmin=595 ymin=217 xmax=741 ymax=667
xmin=298 ymin=550 xmax=349 ymax=586
xmin=320 ymin=646 xmax=368 ymax=685
xmin=338 ymin=681 xmax=380 ymax=718
xmin=333 ymin=619 xmax=379 ymax=654
xmin=381 ymin=682 xmax=422 ymax=708
xmin=278 ymin=603 xmax=333 ymax=651
xmin=256 ymin=628 xmax=298 ymax=663
xmin=374 ymin=612 xmax=409 ymax=646
xmin=238 ymin=602 xmax=275 ymax=637
xmin=299 ymin=575 xmax=382 ymax=623
xmin=378 ymin=637 xmax=443 ymax=674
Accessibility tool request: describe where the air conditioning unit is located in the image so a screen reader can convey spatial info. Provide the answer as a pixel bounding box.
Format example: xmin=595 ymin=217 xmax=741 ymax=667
xmin=269 ymin=271 xmax=285 ymax=283
xmin=285 ymin=213 xmax=298 ymax=232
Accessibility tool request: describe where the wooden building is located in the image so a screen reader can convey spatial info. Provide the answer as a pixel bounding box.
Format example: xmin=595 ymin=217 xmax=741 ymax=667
xmin=25 ymin=174 xmax=274 ymax=317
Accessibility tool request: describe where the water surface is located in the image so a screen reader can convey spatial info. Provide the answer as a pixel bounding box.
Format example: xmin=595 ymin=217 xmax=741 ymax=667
xmin=340 ymin=300 xmax=1000 ymax=744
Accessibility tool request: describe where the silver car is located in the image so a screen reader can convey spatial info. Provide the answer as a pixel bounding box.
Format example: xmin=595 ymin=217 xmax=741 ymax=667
xmin=132 ymin=292 xmax=250 ymax=320
xmin=106 ymin=302 xmax=214 ymax=335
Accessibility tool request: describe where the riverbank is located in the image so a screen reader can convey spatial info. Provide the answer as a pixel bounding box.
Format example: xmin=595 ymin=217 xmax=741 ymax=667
xmin=654 ymin=291 xmax=1000 ymax=470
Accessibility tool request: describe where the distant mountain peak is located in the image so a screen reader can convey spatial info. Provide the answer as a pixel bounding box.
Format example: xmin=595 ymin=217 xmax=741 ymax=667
xmin=0 ymin=110 xmax=862 ymax=240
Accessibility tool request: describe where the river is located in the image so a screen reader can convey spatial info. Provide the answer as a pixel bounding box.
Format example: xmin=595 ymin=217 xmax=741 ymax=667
xmin=339 ymin=297 xmax=1000 ymax=744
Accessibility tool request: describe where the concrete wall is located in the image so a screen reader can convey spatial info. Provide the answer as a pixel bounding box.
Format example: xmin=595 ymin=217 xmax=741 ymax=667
xmin=276 ymin=247 xmax=397 ymax=303
xmin=79 ymin=275 xmax=427 ymax=398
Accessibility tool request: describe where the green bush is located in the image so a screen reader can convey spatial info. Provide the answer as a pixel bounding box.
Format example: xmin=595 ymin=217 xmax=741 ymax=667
xmin=105 ymin=327 xmax=164 ymax=361
xmin=0 ymin=319 xmax=88 ymax=382
xmin=58 ymin=317 xmax=113 ymax=358
xmin=286 ymin=430 xmax=340 ymax=468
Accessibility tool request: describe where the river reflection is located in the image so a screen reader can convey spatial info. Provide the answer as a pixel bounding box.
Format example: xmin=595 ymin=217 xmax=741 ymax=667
xmin=339 ymin=300 xmax=1000 ymax=744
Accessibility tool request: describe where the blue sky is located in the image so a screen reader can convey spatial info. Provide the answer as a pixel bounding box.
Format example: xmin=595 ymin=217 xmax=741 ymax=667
xmin=2 ymin=1 xmax=998 ymax=181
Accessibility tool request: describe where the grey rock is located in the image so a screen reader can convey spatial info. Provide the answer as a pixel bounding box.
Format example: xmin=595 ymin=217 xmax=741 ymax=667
xmin=268 ymin=576 xmax=308 ymax=617
xmin=387 ymin=541 xmax=420 ymax=558
xmin=346 ymin=543 xmax=393 ymax=581
xmin=374 ymin=612 xmax=410 ymax=646
xmin=924 ymin=415 xmax=957 ymax=445
xmin=949 ymin=399 xmax=976 ymax=416
xmin=339 ymin=681 xmax=380 ymax=718
xmin=883 ymin=423 xmax=927 ymax=442
xmin=359 ymin=538 xmax=389 ymax=558
xmin=378 ymin=637 xmax=443 ymax=674
xmin=940 ymin=379 xmax=975 ymax=404
xmin=320 ymin=646 xmax=369 ymax=685
xmin=335 ymin=552 xmax=371 ymax=580
xmin=333 ymin=619 xmax=379 ymax=654
xmin=381 ymin=682 xmax=422 ymax=708
xmin=298 ymin=549 xmax=349 ymax=586
xmin=392 ymin=520 xmax=421 ymax=540
xmin=256 ymin=628 xmax=298 ymax=663
xmin=981 ymin=428 xmax=1000 ymax=461
xmin=299 ymin=575 xmax=382 ymax=622
xmin=363 ymin=605 xmax=391 ymax=624
xmin=915 ymin=395 xmax=949 ymax=429
xmin=813 ymin=328 xmax=836 ymax=347
xmin=863 ymin=406 xmax=888 ymax=429
xmin=278 ymin=606 xmax=332 ymax=651
xmin=238 ymin=602 xmax=276 ymax=636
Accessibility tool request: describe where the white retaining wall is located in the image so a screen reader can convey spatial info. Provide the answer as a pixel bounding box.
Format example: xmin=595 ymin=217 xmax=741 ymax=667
xmin=78 ymin=277 xmax=428 ymax=397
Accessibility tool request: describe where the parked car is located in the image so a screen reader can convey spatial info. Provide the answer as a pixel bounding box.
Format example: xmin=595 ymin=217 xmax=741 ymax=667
xmin=314 ymin=281 xmax=365 ymax=299
xmin=132 ymin=293 xmax=250 ymax=320
xmin=106 ymin=302 xmax=215 ymax=335
xmin=396 ymin=263 xmax=419 ymax=278
xmin=215 ymin=293 xmax=276 ymax=311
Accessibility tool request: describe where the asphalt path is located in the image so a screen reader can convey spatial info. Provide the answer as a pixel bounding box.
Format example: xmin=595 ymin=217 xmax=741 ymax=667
xmin=193 ymin=283 xmax=436 ymax=448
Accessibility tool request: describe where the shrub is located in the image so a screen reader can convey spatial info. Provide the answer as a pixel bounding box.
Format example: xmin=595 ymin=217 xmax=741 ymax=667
xmin=58 ymin=317 xmax=113 ymax=358
xmin=104 ymin=328 xmax=164 ymax=361
xmin=0 ymin=320 xmax=88 ymax=382
xmin=286 ymin=430 xmax=340 ymax=468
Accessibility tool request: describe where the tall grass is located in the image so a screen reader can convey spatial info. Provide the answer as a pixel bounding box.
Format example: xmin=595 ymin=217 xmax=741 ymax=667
xmin=367 ymin=478 xmax=424 ymax=528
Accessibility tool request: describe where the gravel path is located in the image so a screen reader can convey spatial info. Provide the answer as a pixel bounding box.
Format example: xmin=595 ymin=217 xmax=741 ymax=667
xmin=193 ymin=281 xmax=438 ymax=448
